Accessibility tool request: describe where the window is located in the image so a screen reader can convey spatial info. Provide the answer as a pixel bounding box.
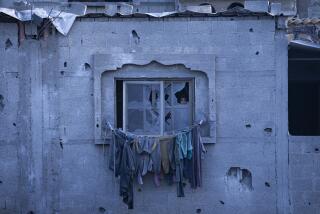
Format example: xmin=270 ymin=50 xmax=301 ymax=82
xmin=289 ymin=43 xmax=320 ymax=135
xmin=116 ymin=79 xmax=193 ymax=136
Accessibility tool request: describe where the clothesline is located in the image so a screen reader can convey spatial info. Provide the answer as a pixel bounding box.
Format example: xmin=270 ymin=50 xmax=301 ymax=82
xmin=108 ymin=121 xmax=206 ymax=209
xmin=106 ymin=119 xmax=204 ymax=139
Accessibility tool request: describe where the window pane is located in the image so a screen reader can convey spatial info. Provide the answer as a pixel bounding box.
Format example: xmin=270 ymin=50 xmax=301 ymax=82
xmin=145 ymin=84 xmax=160 ymax=108
xmin=173 ymin=107 xmax=191 ymax=130
xmin=145 ymin=109 xmax=161 ymax=134
xmin=127 ymin=109 xmax=144 ymax=133
xmin=127 ymin=84 xmax=144 ymax=108
xmin=164 ymin=82 xmax=172 ymax=106
xmin=165 ymin=108 xmax=173 ymax=132
xmin=173 ymin=82 xmax=189 ymax=106
xmin=125 ymin=82 xmax=161 ymax=135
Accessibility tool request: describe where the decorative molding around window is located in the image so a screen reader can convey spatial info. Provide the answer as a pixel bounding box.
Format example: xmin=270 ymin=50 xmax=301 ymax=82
xmin=92 ymin=53 xmax=216 ymax=144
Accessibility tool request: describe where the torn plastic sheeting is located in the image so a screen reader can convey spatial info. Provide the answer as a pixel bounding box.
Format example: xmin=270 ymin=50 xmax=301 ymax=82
xmin=289 ymin=40 xmax=320 ymax=51
xmin=105 ymin=3 xmax=133 ymax=16
xmin=0 ymin=6 xmax=86 ymax=36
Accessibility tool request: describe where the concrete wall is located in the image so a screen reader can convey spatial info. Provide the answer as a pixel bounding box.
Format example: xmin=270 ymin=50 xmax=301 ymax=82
xmin=297 ymin=0 xmax=320 ymax=17
xmin=289 ymin=136 xmax=320 ymax=214
xmin=0 ymin=15 xmax=289 ymax=214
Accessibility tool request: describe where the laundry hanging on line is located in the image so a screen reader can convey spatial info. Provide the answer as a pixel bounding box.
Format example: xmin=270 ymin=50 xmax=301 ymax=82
xmin=108 ymin=122 xmax=206 ymax=209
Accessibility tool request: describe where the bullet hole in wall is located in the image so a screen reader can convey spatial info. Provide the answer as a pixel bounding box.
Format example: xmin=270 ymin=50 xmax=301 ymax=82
xmin=265 ymin=182 xmax=270 ymax=187
xmin=13 ymin=123 xmax=16 ymax=127
xmin=96 ymin=124 xmax=99 ymax=128
xmin=5 ymin=38 xmax=13 ymax=50
xmin=264 ymin=128 xmax=272 ymax=133
xmin=226 ymin=167 xmax=253 ymax=191
xmin=0 ymin=94 xmax=4 ymax=112
xmin=245 ymin=124 xmax=251 ymax=128
xmin=131 ymin=30 xmax=140 ymax=45
xmin=59 ymin=139 xmax=63 ymax=149
xmin=84 ymin=63 xmax=91 ymax=71
xmin=60 ymin=71 xmax=65 ymax=75
xmin=64 ymin=62 xmax=67 ymax=67
xmin=196 ymin=208 xmax=202 ymax=213
xmin=249 ymin=28 xmax=254 ymax=32
xmin=0 ymin=180 xmax=2 ymax=184
xmin=27 ymin=211 xmax=34 ymax=214
xmin=137 ymin=188 xmax=142 ymax=192
xmin=99 ymin=207 xmax=106 ymax=213
xmin=219 ymin=200 xmax=225 ymax=205
xmin=315 ymin=148 xmax=319 ymax=153
xmin=256 ymin=51 xmax=259 ymax=55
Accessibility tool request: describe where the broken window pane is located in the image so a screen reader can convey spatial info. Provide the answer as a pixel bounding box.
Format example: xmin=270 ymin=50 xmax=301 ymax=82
xmin=125 ymin=82 xmax=161 ymax=135
xmin=124 ymin=80 xmax=193 ymax=135
xmin=173 ymin=108 xmax=190 ymax=130
xmin=165 ymin=82 xmax=172 ymax=106
xmin=165 ymin=108 xmax=173 ymax=132
xmin=145 ymin=84 xmax=160 ymax=108
xmin=145 ymin=109 xmax=160 ymax=134
xmin=173 ymin=82 xmax=189 ymax=105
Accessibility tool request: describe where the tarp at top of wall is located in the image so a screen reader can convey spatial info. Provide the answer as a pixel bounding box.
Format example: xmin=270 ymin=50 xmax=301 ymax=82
xmin=0 ymin=4 xmax=87 ymax=36
xmin=0 ymin=3 xmax=272 ymax=36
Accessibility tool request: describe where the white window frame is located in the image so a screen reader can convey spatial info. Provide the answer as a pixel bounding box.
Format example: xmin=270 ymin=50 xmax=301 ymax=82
xmin=122 ymin=79 xmax=193 ymax=136
xmin=123 ymin=80 xmax=164 ymax=135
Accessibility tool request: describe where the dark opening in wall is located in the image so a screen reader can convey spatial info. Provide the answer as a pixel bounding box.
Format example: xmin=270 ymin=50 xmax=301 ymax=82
xmin=227 ymin=2 xmax=244 ymax=10
xmin=226 ymin=167 xmax=253 ymax=191
xmin=116 ymin=80 xmax=123 ymax=129
xmin=289 ymin=43 xmax=320 ymax=135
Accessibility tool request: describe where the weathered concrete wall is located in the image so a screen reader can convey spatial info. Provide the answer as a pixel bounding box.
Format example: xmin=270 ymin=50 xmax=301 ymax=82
xmin=297 ymin=0 xmax=320 ymax=17
xmin=0 ymin=16 xmax=289 ymax=214
xmin=289 ymin=136 xmax=320 ymax=214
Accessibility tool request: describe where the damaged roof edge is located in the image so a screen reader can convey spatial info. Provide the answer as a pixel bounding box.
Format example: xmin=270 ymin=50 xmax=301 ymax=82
xmin=289 ymin=40 xmax=320 ymax=51
xmin=0 ymin=5 xmax=279 ymax=36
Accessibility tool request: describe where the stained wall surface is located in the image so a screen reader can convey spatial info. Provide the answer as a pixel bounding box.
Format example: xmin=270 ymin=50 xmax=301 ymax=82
xmin=0 ymin=15 xmax=289 ymax=214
